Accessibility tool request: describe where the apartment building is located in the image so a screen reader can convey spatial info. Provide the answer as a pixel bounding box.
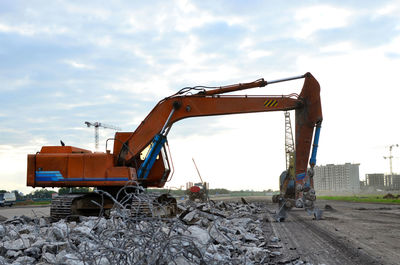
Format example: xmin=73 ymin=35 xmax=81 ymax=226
xmin=314 ymin=163 xmax=360 ymax=192
xmin=384 ymin=174 xmax=400 ymax=190
xmin=366 ymin=173 xmax=385 ymax=189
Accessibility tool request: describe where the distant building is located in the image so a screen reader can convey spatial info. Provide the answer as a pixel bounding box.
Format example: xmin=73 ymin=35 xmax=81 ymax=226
xmin=366 ymin=173 xmax=385 ymax=189
xmin=360 ymin=180 xmax=367 ymax=189
xmin=314 ymin=163 xmax=360 ymax=192
xmin=384 ymin=174 xmax=400 ymax=190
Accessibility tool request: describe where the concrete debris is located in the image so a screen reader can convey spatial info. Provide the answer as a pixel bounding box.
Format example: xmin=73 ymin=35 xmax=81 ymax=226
xmin=24 ymin=246 xmax=41 ymax=259
xmin=15 ymin=255 xmax=36 ymax=264
xmin=187 ymin=225 xmax=210 ymax=246
xmin=0 ymin=195 xmax=314 ymax=265
xmin=3 ymin=239 xmax=30 ymax=251
xmin=270 ymin=236 xmax=280 ymax=243
xmin=5 ymin=250 xmax=22 ymax=259
xmin=0 ymin=225 xmax=5 ymax=238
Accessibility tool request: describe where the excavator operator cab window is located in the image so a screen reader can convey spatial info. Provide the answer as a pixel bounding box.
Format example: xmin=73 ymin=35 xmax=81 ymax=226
xmin=140 ymin=144 xmax=159 ymax=160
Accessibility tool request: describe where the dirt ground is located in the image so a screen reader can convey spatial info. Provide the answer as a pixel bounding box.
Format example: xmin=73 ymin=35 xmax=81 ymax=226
xmin=1 ymin=198 xmax=399 ymax=264
xmin=0 ymin=205 xmax=50 ymax=220
xmin=260 ymin=199 xmax=400 ymax=265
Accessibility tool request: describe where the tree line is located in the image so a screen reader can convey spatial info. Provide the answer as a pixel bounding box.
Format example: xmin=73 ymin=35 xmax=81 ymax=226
xmin=0 ymin=188 xmax=90 ymax=200
xmin=1 ymin=187 xmax=275 ymax=200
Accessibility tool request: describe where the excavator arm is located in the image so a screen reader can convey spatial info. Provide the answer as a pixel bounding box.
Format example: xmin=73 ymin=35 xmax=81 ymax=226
xmin=114 ymin=72 xmax=322 ymax=193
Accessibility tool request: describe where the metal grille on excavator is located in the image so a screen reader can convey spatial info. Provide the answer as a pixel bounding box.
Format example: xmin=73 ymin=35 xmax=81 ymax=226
xmin=130 ymin=194 xmax=159 ymax=218
xmin=50 ymin=194 xmax=83 ymax=221
xmin=130 ymin=193 xmax=177 ymax=218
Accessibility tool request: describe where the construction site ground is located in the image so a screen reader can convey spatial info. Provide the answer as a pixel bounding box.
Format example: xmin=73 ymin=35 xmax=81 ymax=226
xmin=262 ymin=198 xmax=399 ymax=265
xmin=1 ymin=198 xmax=399 ymax=264
xmin=221 ymin=197 xmax=399 ymax=265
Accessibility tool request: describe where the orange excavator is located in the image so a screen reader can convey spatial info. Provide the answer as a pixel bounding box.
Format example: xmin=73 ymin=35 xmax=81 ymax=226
xmin=27 ymin=72 xmax=322 ymax=220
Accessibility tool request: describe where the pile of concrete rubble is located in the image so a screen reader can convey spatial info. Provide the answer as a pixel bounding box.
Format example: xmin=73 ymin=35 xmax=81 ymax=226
xmin=0 ymin=198 xmax=311 ymax=265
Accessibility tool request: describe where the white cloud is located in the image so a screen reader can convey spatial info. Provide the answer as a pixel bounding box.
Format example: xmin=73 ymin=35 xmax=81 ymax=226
xmin=63 ymin=60 xmax=94 ymax=69
xmin=0 ymin=23 xmax=36 ymax=35
xmin=0 ymin=22 xmax=69 ymax=36
xmin=57 ymin=101 xmax=100 ymax=110
xmin=320 ymin=41 xmax=353 ymax=53
xmin=63 ymin=3 xmax=110 ymax=20
xmin=178 ymin=34 xmax=219 ymax=65
xmin=374 ymin=3 xmax=398 ymax=17
xmin=121 ymin=0 xmax=246 ymax=34
xmin=173 ymin=0 xmax=245 ymax=32
xmin=108 ymin=76 xmax=172 ymax=101
xmin=383 ymin=36 xmax=400 ymax=55
xmin=294 ymin=5 xmax=352 ymax=38
xmin=248 ymin=50 xmax=272 ymax=59
xmin=239 ymin=38 xmax=254 ymax=50
xmin=51 ymin=91 xmax=66 ymax=98
xmin=95 ymin=35 xmax=113 ymax=47
xmin=0 ymin=76 xmax=32 ymax=91
xmin=176 ymin=0 xmax=196 ymax=13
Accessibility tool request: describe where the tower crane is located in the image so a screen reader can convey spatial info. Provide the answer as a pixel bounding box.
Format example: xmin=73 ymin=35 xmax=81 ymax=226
xmin=85 ymin=121 xmax=121 ymax=151
xmin=273 ymin=111 xmax=295 ymax=204
xmin=384 ymin=144 xmax=399 ymax=175
xmin=284 ymin=111 xmax=295 ymax=176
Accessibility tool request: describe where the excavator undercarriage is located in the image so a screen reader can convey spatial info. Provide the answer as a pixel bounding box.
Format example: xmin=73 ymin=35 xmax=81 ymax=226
xmin=51 ymin=189 xmax=177 ymax=221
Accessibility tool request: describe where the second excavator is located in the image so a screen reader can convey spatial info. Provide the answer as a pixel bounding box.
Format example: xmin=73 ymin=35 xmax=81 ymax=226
xmin=27 ymin=72 xmax=322 ymax=220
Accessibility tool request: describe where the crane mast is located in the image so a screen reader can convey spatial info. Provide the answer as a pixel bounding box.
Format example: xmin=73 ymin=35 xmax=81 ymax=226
xmin=192 ymin=158 xmax=204 ymax=184
xmin=384 ymin=144 xmax=399 ymax=175
xmin=284 ymin=111 xmax=295 ymax=177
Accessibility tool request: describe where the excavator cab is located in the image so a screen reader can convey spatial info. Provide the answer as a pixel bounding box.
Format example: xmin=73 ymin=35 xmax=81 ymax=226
xmin=113 ymin=132 xmax=172 ymax=188
xmin=136 ymin=144 xmax=172 ymax=188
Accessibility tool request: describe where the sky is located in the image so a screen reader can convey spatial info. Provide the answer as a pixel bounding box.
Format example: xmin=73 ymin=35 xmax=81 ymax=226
xmin=1 ymin=0 xmax=400 ymax=194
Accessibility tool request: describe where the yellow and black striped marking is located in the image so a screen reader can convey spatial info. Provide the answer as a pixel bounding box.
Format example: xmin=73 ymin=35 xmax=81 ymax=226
xmin=264 ymin=99 xmax=278 ymax=107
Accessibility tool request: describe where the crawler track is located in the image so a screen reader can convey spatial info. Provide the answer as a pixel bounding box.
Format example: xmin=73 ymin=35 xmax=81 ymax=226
xmin=51 ymin=192 xmax=177 ymax=221
xmin=50 ymin=194 xmax=83 ymax=221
